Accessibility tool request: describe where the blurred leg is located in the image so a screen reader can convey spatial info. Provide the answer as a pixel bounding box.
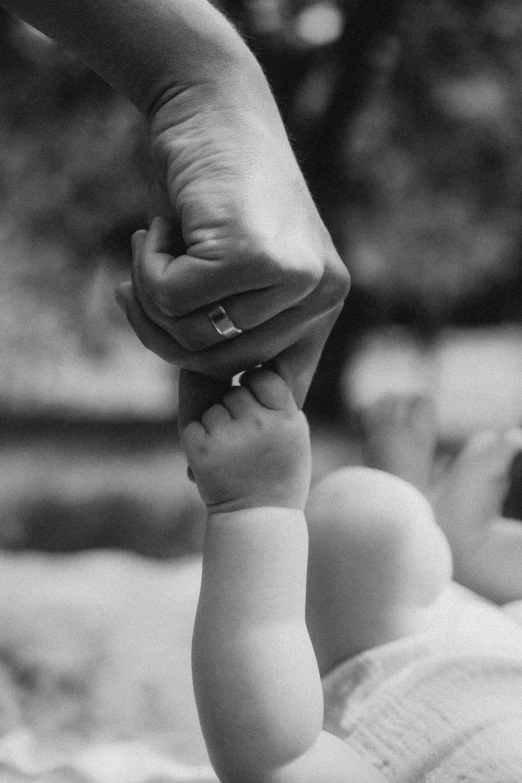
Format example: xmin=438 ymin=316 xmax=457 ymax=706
xmin=306 ymin=467 xmax=452 ymax=675
xmin=433 ymin=429 xmax=522 ymax=604
xmin=361 ymin=393 xmax=437 ymax=491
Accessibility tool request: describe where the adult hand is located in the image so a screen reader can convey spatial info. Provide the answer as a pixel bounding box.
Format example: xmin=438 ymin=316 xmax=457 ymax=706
xmin=116 ymin=75 xmax=349 ymax=412
xmin=1 ymin=0 xmax=348 ymax=409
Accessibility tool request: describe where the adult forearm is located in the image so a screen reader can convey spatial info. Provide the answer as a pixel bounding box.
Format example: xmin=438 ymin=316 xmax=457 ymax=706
xmin=0 ymin=0 xmax=259 ymax=113
xmin=193 ymin=507 xmax=324 ymax=780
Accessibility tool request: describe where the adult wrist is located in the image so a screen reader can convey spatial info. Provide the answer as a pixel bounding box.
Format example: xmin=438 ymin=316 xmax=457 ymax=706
xmin=145 ymin=50 xmax=289 ymax=197
xmin=146 ymin=52 xmax=286 ymax=154
xmin=144 ymin=38 xmax=258 ymax=114
xmin=131 ymin=0 xmax=268 ymax=116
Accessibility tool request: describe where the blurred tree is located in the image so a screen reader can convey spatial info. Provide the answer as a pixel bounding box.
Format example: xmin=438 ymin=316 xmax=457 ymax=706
xmin=0 ymin=11 xmax=152 ymax=375
xmin=218 ymin=0 xmax=522 ymax=418
xmin=2 ymin=1 xmax=522 ymax=419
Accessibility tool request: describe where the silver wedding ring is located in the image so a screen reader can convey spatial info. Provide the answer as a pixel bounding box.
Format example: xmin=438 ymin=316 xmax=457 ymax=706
xmin=207 ymin=302 xmax=243 ymax=340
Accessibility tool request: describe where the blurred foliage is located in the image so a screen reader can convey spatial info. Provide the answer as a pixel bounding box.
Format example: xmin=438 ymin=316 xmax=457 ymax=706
xmin=344 ymin=0 xmax=522 ymax=316
xmin=207 ymin=0 xmax=522 ymax=418
xmin=0 ymin=444 xmax=206 ymax=557
xmin=0 ymin=10 xmax=150 ymax=368
xmin=1 ymin=1 xmax=522 ymax=407
xmin=0 ymin=10 xmax=150 ymax=263
xmin=2 ymin=2 xmax=522 ymax=326
xmin=1 ymin=0 xmax=522 ymax=545
xmin=219 ymin=0 xmax=522 ymax=322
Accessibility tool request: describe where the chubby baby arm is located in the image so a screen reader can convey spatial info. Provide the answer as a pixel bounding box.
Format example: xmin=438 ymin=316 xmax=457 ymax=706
xmin=181 ymin=370 xmax=385 ymax=783
xmin=181 ymin=368 xmax=311 ymax=513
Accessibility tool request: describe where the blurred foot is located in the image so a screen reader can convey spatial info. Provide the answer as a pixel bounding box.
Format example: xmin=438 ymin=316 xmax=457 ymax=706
xmin=432 ymin=428 xmax=522 ymax=603
xmin=360 ymin=393 xmax=437 ymax=491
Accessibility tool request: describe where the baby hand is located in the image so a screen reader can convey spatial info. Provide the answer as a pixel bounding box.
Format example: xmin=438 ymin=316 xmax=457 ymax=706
xmin=180 ymin=369 xmax=311 ymax=513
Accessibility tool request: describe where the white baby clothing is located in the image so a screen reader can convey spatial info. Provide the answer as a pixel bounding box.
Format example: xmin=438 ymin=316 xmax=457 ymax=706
xmin=322 ymin=585 xmax=522 ymax=782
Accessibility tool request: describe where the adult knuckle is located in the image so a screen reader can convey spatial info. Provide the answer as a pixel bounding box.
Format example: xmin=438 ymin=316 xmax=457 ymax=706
xmin=245 ymin=244 xmax=286 ymax=289
xmin=288 ymin=262 xmax=322 ymax=298
xmin=246 ymin=239 xmax=318 ymax=294
xmin=268 ymin=245 xmax=322 ymax=293
xmin=282 ymin=248 xmax=350 ymax=304
xmin=334 ymin=259 xmax=351 ymax=299
xmin=316 ymin=261 xmax=351 ymax=310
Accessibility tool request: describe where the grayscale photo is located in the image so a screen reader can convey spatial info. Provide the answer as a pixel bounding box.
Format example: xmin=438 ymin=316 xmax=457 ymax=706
xmin=0 ymin=1 xmax=521 ymax=780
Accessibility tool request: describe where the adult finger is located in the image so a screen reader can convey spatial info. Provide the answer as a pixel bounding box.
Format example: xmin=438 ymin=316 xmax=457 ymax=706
xmin=129 ymin=221 xmax=247 ymax=351
xmin=134 ymin=217 xmax=321 ymax=320
xmin=116 ymin=282 xmax=346 ymax=404
xmin=129 ymin=219 xmax=349 ymax=353
xmin=266 ymin=305 xmax=344 ymax=409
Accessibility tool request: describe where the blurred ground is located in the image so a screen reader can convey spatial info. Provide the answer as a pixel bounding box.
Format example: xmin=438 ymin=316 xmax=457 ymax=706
xmin=0 ymin=425 xmax=361 ymax=783
xmin=0 ymin=412 xmax=360 ymax=554
xmin=0 ymin=551 xmax=215 ymax=781
xmin=1 ymin=3 xmax=522 ymax=780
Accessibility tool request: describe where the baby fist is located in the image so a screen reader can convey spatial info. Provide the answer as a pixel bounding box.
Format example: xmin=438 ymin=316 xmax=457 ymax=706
xmin=181 ymin=370 xmax=311 ymax=513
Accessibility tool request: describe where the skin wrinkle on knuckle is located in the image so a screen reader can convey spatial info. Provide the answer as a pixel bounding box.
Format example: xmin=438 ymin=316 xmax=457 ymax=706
xmin=246 ymin=244 xmax=315 ymax=299
xmin=319 ymin=262 xmax=351 ymax=308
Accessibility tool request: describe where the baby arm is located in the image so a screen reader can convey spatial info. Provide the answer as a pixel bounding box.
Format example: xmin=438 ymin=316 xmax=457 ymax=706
xmin=181 ymin=369 xmax=385 ymax=783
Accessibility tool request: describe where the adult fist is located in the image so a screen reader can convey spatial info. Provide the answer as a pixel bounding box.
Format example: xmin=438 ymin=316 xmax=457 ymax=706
xmin=116 ymin=77 xmax=349 ymax=410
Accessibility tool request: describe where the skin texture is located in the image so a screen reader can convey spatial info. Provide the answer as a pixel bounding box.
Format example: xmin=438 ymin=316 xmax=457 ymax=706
xmin=2 ymin=0 xmax=350 ymax=417
xmin=181 ymin=370 xmax=415 ymax=783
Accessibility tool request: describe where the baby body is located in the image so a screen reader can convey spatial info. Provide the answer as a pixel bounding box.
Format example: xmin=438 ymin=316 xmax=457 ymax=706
xmin=179 ymin=368 xmax=522 ymax=783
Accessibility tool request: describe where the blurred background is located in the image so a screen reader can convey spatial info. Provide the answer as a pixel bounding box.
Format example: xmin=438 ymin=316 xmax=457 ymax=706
xmin=2 ymin=0 xmax=522 ymax=556
xmin=1 ymin=0 xmax=522 ymax=773
xmin=3 ymin=0 xmax=522 ymax=555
